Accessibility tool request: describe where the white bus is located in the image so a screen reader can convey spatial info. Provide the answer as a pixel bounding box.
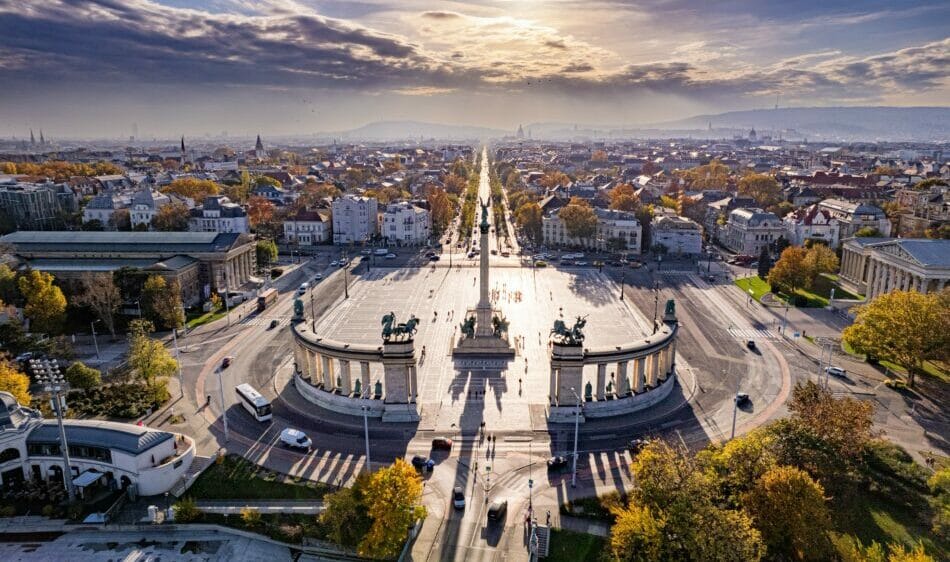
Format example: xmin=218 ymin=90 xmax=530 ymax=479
xmin=235 ymin=383 xmax=273 ymax=422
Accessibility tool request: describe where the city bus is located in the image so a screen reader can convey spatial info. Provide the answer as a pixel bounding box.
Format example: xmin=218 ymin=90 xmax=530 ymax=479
xmin=235 ymin=383 xmax=273 ymax=422
xmin=256 ymin=288 xmax=278 ymax=312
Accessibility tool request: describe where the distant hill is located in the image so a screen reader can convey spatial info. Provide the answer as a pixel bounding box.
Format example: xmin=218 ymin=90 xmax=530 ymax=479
xmin=652 ymin=106 xmax=950 ymax=142
xmin=334 ymin=120 xmax=507 ymax=141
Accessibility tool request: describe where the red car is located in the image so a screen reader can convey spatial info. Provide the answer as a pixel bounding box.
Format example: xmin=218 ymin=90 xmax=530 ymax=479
xmin=431 ymin=437 xmax=453 ymax=451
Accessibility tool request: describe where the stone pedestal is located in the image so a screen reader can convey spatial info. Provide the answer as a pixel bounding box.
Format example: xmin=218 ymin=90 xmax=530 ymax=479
xmin=548 ymin=405 xmax=586 ymax=424
xmin=550 ymin=343 xmax=584 ymax=407
xmin=380 ymin=340 xmax=420 ymax=422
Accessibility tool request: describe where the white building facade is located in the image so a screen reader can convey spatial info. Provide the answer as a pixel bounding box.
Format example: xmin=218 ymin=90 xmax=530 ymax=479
xmin=543 ymin=208 xmax=642 ymax=253
xmin=188 ymin=196 xmax=249 ymax=234
xmin=783 ymin=205 xmax=840 ymax=247
xmin=283 ymin=209 xmax=330 ymax=246
xmin=332 ymin=195 xmax=378 ymax=245
xmin=652 ymin=215 xmax=702 ymax=255
xmin=721 ymin=208 xmax=786 ymax=255
xmin=839 ymin=238 xmax=950 ymax=299
xmin=381 ymin=202 xmax=431 ymax=246
xmin=817 ymin=199 xmax=891 ymax=239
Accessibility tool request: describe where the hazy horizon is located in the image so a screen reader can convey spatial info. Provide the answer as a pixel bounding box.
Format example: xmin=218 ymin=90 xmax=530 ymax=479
xmin=1 ymin=0 xmax=948 ymax=139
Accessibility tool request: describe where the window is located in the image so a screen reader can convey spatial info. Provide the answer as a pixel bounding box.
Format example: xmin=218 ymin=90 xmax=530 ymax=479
xmin=0 ymin=448 xmax=20 ymax=463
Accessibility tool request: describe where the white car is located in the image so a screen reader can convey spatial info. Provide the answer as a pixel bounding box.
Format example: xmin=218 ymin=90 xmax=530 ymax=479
xmin=385 ymin=253 xmax=397 ymax=259
xmin=313 ymin=273 xmax=324 ymax=281
xmin=452 ymin=486 xmax=465 ymax=509
xmin=360 ymin=248 xmax=372 ymax=255
xmin=374 ymin=248 xmax=389 ymax=256
xmin=824 ymin=366 xmax=847 ymax=378
xmin=297 ymin=282 xmax=309 ymax=295
xmin=330 ymin=260 xmax=339 ymax=267
xmin=279 ymin=428 xmax=312 ymax=450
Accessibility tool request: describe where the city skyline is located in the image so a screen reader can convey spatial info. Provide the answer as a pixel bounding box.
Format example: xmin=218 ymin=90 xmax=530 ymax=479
xmin=0 ymin=0 xmax=948 ymax=138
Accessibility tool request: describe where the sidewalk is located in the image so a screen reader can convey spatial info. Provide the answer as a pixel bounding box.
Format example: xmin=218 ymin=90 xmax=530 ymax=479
xmin=195 ymin=500 xmax=324 ymax=515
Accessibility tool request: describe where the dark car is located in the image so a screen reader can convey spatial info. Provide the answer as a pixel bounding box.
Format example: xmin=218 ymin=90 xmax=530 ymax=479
xmin=487 ymin=499 xmax=508 ymax=521
xmin=411 ymin=455 xmax=428 ymax=470
xmin=429 ymin=255 xmax=440 ymax=261
xmin=628 ymin=438 xmax=651 ymax=454
xmin=607 ymin=260 xmax=622 ymax=267
xmin=269 ymin=319 xmax=279 ymax=329
xmin=432 ymin=437 xmax=453 ymax=451
xmin=221 ymin=356 xmax=233 ymax=369
xmin=746 ymin=340 xmax=757 ymax=351
xmin=735 ymin=392 xmax=750 ymax=406
xmin=547 ymin=456 xmax=569 ymax=471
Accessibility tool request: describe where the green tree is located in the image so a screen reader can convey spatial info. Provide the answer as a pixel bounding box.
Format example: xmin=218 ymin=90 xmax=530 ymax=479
xmin=18 ymin=270 xmax=67 ymax=333
xmin=359 ymin=458 xmax=426 ymax=559
xmin=855 ymin=226 xmax=883 ymax=237
xmin=65 ymin=361 xmax=102 ymax=389
xmin=321 ymin=472 xmax=373 ymax=548
xmin=742 ymin=465 xmax=832 ymax=560
xmin=0 ymin=359 xmax=31 ymax=405
xmin=843 ymin=290 xmax=949 ymax=386
xmin=173 ymin=497 xmax=202 ymax=523
xmin=140 ymin=275 xmax=184 ymax=330
xmin=127 ymin=319 xmax=177 ymax=389
xmin=256 ymin=239 xmax=278 ymax=271
xmin=739 ymin=173 xmax=783 ymax=208
xmin=74 ymin=272 xmax=121 ymax=337
xmin=768 ymin=246 xmax=811 ymax=295
xmin=558 ymin=197 xmax=598 ymax=241
xmin=757 ymin=245 xmax=772 ymax=279
xmin=515 ymin=202 xmax=543 ymax=243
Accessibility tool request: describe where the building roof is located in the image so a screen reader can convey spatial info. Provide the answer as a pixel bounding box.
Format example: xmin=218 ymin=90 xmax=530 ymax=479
xmin=27 ymin=419 xmax=174 ymax=456
xmin=0 ymin=391 xmax=41 ymax=430
xmin=1 ymin=231 xmax=248 ymax=254
xmin=877 ymin=239 xmax=950 ymax=268
xmin=25 ymin=258 xmax=158 ymax=273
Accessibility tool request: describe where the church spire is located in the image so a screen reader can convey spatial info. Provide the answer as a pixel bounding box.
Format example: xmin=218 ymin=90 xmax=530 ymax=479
xmin=255 ymin=134 xmax=264 ymax=151
xmin=39 ymin=130 xmax=45 ymax=145
xmin=30 ymin=129 xmax=35 ymax=145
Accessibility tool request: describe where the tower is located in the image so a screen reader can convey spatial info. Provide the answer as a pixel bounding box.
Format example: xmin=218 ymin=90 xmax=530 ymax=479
xmin=255 ymin=134 xmax=265 ymax=159
xmin=517 ymin=124 xmax=524 ymax=139
xmin=30 ymin=129 xmax=35 ymax=146
xmin=180 ymin=135 xmax=187 ymax=164
xmin=39 ymin=130 xmax=45 ymax=145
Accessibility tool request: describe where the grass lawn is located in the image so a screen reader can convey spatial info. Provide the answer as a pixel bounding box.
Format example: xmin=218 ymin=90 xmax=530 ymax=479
xmin=841 ymin=340 xmax=949 ymax=384
xmin=735 ymin=276 xmax=772 ymax=301
xmin=547 ymin=528 xmax=607 ymax=562
xmin=186 ymin=308 xmax=228 ymax=329
xmin=188 ymin=455 xmax=334 ymax=500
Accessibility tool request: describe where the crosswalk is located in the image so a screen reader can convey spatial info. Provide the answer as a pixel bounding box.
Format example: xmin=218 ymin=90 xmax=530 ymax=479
xmin=728 ymin=327 xmax=777 ymax=340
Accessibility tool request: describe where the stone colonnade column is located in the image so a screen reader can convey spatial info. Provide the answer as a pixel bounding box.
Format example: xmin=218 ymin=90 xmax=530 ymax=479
xmin=321 ymin=355 xmax=333 ymax=389
xmin=596 ymin=364 xmax=607 ymax=400
xmin=409 ymin=365 xmax=418 ymax=403
xmin=360 ymin=361 xmax=371 ymax=398
xmin=635 ymin=357 xmax=645 ymax=393
xmin=617 ymin=361 xmax=629 ymax=396
xmin=339 ymin=359 xmax=352 ymax=395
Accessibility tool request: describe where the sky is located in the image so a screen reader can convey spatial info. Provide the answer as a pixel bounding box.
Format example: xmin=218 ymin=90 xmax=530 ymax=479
xmin=0 ymin=0 xmax=948 ymax=139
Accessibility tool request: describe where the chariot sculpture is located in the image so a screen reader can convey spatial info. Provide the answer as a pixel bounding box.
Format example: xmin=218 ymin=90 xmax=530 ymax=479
xmin=551 ymin=315 xmax=587 ymax=346
xmin=381 ymin=311 xmax=419 ymax=341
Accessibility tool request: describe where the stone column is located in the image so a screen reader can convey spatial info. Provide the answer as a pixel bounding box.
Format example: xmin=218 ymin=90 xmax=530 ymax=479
xmin=596 ymin=364 xmax=607 ymax=401
xmin=360 ymin=361 xmax=371 ymax=398
xmin=635 ymin=357 xmax=645 ymax=393
xmin=321 ymin=355 xmax=333 ymax=389
xmin=339 ymin=359 xmax=352 ymax=395
xmin=549 ymin=366 xmax=559 ymax=405
xmin=937 ymin=279 xmax=946 ymax=292
xmin=617 ymin=361 xmax=629 ymax=396
xmin=409 ymin=365 xmax=418 ymax=403
xmin=648 ymin=353 xmax=660 ymax=387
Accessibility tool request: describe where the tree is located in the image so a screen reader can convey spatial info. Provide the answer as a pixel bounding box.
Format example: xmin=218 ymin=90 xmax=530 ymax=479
xmin=679 ymin=160 xmax=731 ymax=190
xmin=140 ymin=275 xmax=184 ymax=330
xmin=686 ymin=506 xmax=762 ymax=562
xmin=161 ymin=178 xmax=220 ymax=202
xmin=256 ymin=240 xmax=278 ymax=271
xmin=153 ymin=201 xmax=191 ymax=231
xmin=843 ymin=290 xmax=950 ymax=386
xmin=787 ymin=380 xmax=875 ymax=461
xmin=0 ymin=162 xmax=16 ymax=174
xmin=609 ymin=184 xmax=639 ymax=211
xmin=558 ymin=197 xmax=598 ymax=241
xmin=540 ymin=171 xmax=570 ymax=189
xmin=768 ymin=246 xmax=810 ymax=295
xmin=65 ymin=361 xmax=102 ymax=389
xmin=0 ymin=264 xmax=19 ymax=306
xmin=742 ymin=466 xmax=832 ymax=560
xmin=359 ymin=459 xmax=426 ymax=559
xmin=426 ymin=188 xmax=453 ymax=235
xmin=127 ymin=319 xmax=177 ymax=389
xmin=926 ymin=223 xmax=950 ymax=239
xmin=757 ymin=246 xmax=772 ymax=279
xmin=802 ymin=243 xmax=838 ymax=279
xmin=0 ymin=359 xmax=31 ymax=405
xmin=321 ymin=472 xmax=373 ymax=548
xmin=677 ymin=193 xmax=705 ymax=223
xmin=74 ymin=272 xmax=121 ymax=337
xmin=855 ymin=226 xmax=883 ymax=237
xmin=609 ymin=503 xmax=665 ymax=561
xmin=739 ymin=173 xmax=783 ymax=208
xmin=515 ymin=202 xmax=543 ymax=243
xmin=591 ymin=149 xmax=608 ymax=162
xmin=247 ymin=196 xmax=275 ymax=228
xmin=698 ymin=429 xmax=777 ymax=507
xmin=443 ymin=173 xmax=467 ymax=194
xmin=18 ymin=270 xmax=67 ymax=334
xmin=109 ymin=208 xmax=131 ymax=231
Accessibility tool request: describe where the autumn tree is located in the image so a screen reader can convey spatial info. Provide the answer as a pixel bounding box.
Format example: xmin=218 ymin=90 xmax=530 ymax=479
xmin=843 ymin=290 xmax=950 ymax=386
xmin=0 ymin=359 xmax=31 ymax=405
xmin=679 ymin=160 xmax=731 ymax=190
xmin=0 ymin=264 xmax=19 ymax=306
xmin=591 ymin=149 xmax=608 ymax=162
xmin=321 ymin=472 xmax=373 ymax=549
xmin=295 ymin=182 xmax=340 ymax=210
xmin=855 ymin=226 xmax=883 ymax=237
xmin=74 ymin=272 xmax=121 ymax=337
xmin=609 ymin=184 xmax=639 ymax=211
xmin=608 ymin=503 xmax=665 ymax=561
xmin=127 ymin=319 xmax=177 ymax=389
xmin=359 ymin=458 xmax=426 ymax=559
xmin=140 ymin=275 xmax=184 ymax=330
xmin=802 ymin=243 xmax=838 ymax=278
xmin=768 ymin=246 xmax=810 ymax=294
xmin=426 ymin=188 xmax=453 ymax=235
xmin=161 ymin=178 xmax=220 ymax=202
xmin=247 ymin=196 xmax=275 ymax=228
xmin=109 ymin=208 xmax=131 ymax=231
xmin=742 ymin=466 xmax=832 ymax=560
xmin=18 ymin=270 xmax=67 ymax=333
xmin=677 ymin=193 xmax=705 ymax=223
xmin=153 ymin=201 xmax=191 ymax=231
xmin=516 ymin=202 xmax=543 ymax=243
xmin=698 ymin=429 xmax=777 ymax=507
xmin=558 ymin=197 xmax=598 ymax=241
xmin=738 ymin=173 xmax=783 ymax=208
xmin=540 ymin=171 xmax=570 ymax=189
xmin=443 ymin=173 xmax=467 ymax=194
xmin=65 ymin=361 xmax=102 ymax=390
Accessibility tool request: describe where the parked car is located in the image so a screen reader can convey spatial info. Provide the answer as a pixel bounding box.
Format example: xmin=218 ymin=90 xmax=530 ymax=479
xmin=330 ymin=260 xmax=339 ymax=267
xmin=385 ymin=253 xmax=397 ymax=259
xmin=313 ymin=273 xmax=324 ymax=281
xmin=374 ymin=248 xmax=389 ymax=256
xmin=221 ymin=356 xmax=233 ymax=369
xmin=453 ymin=487 xmax=465 ymax=509
xmin=574 ymin=261 xmax=588 ymax=266
xmin=411 ymin=455 xmax=429 ymax=470
xmin=547 ymin=456 xmax=569 ymax=470
xmin=360 ymin=248 xmax=372 ymax=255
xmin=268 ymin=319 xmax=279 ymax=329
xmin=735 ymin=392 xmax=750 ymax=406
xmin=429 ymin=255 xmax=440 ymax=261
xmin=746 ymin=340 xmax=757 ymax=351
xmin=431 ymin=437 xmax=453 ymax=451
xmin=628 ymin=438 xmax=651 ymax=453
xmin=824 ymin=366 xmax=847 ymax=378
xmin=297 ymin=282 xmax=309 ymax=295
xmin=279 ymin=428 xmax=312 ymax=450
xmin=487 ymin=499 xmax=507 ymax=521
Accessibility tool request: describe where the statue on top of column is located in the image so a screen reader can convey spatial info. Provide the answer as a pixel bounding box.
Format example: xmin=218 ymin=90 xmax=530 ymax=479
xmin=479 ymin=198 xmax=490 ymax=234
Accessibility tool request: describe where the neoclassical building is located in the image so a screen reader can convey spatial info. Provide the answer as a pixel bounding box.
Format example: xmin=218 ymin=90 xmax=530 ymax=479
xmin=839 ymin=238 xmax=950 ymax=299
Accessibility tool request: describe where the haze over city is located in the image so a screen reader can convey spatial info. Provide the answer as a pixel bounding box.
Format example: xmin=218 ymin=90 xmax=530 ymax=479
xmin=1 ymin=0 xmax=949 ymax=138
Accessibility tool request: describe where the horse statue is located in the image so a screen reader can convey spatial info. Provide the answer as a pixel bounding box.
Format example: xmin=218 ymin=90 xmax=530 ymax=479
xmin=570 ymin=316 xmax=587 ymax=344
xmin=393 ymin=315 xmax=419 ymax=339
xmin=460 ymin=315 xmax=476 ymax=339
xmin=381 ymin=311 xmax=396 ymax=340
xmin=492 ymin=314 xmax=509 ymax=337
xmin=551 ymin=316 xmax=587 ymax=345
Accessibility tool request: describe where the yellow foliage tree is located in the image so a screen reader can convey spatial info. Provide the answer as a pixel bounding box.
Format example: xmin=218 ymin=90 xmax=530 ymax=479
xmin=0 ymin=360 xmax=31 ymax=405
xmin=18 ymin=269 xmax=67 ymax=333
xmin=558 ymin=197 xmax=598 ymax=241
xmin=127 ymin=319 xmax=177 ymax=389
xmin=359 ymin=458 xmax=426 ymax=559
xmin=609 ymin=184 xmax=639 ymax=211
xmin=843 ymin=290 xmax=950 ymax=386
xmin=608 ymin=503 xmax=665 ymax=561
xmin=738 ymin=173 xmax=783 ymax=208
xmin=679 ymin=160 xmax=731 ymax=190
xmin=161 ymin=178 xmax=221 ymax=202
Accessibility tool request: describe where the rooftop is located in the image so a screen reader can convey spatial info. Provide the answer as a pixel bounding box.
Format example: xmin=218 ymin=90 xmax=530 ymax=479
xmin=1 ymin=231 xmax=249 ymax=254
xmin=27 ymin=419 xmax=174 ymax=456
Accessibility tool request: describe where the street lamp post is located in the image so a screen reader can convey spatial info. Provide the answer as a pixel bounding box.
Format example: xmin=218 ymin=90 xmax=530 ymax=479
xmin=90 ymin=320 xmax=100 ymax=360
xmin=570 ymin=387 xmax=581 ymax=488
xmin=216 ymin=367 xmax=229 ymax=442
xmin=222 ymin=266 xmax=231 ymax=327
xmin=310 ymin=290 xmax=316 ymax=332
xmin=619 ymin=268 xmax=625 ymax=301
xmin=361 ymin=405 xmax=371 ymax=474
xmin=652 ymin=281 xmax=660 ymax=334
xmin=33 ymin=359 xmax=76 ymax=502
xmin=342 ymin=250 xmax=349 ymax=299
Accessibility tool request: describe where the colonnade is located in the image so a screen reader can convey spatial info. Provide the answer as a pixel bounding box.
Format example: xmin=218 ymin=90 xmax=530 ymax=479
xmin=866 ymin=257 xmax=944 ymax=299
